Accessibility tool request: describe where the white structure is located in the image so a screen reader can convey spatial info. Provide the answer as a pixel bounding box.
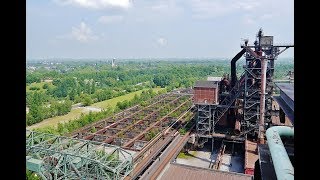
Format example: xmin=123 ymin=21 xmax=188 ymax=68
xmin=112 ymin=58 xmax=116 ymax=67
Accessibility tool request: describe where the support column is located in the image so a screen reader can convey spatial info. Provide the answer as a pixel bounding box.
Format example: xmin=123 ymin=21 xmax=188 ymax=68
xmin=259 ymin=57 xmax=267 ymax=144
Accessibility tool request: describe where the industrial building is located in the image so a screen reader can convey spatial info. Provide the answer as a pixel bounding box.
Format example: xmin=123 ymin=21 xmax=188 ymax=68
xmin=26 ymin=29 xmax=294 ymax=180
xmin=188 ymin=28 xmax=294 ymax=180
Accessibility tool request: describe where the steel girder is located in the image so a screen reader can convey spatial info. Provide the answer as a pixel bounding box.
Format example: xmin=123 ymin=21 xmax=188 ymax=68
xmin=26 ymin=130 xmax=133 ymax=180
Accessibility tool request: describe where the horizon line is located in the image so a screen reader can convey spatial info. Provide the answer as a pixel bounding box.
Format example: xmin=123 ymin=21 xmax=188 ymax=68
xmin=26 ymin=57 xmax=294 ymax=60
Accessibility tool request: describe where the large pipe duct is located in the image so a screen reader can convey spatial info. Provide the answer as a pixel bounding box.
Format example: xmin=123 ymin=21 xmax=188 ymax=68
xmin=231 ymin=48 xmax=246 ymax=87
xmin=259 ymin=57 xmax=267 ymax=144
xmin=266 ymin=126 xmax=294 ymax=180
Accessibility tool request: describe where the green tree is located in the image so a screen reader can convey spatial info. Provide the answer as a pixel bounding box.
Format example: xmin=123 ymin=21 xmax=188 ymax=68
xmin=91 ymin=82 xmax=96 ymax=94
xmin=83 ymin=94 xmax=93 ymax=106
xmin=42 ymin=83 xmax=49 ymax=89
xmin=69 ymin=88 xmax=76 ymax=101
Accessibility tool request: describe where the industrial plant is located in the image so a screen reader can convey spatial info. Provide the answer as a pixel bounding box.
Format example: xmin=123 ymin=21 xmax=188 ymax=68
xmin=26 ymin=29 xmax=294 ymax=180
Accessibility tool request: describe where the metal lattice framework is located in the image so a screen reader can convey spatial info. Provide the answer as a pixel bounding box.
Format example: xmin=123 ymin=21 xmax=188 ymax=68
xmin=26 ymin=130 xmax=133 ymax=180
xmin=70 ymin=92 xmax=193 ymax=151
xmin=195 ymin=29 xmax=293 ymax=141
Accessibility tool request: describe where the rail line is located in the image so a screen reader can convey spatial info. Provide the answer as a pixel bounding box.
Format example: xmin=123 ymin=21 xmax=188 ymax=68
xmin=124 ymin=107 xmax=195 ymax=180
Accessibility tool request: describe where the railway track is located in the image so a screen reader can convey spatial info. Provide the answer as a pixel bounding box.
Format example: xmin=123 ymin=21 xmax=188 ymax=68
xmin=147 ymin=126 xmax=194 ymax=180
xmin=124 ymin=108 xmax=195 ymax=180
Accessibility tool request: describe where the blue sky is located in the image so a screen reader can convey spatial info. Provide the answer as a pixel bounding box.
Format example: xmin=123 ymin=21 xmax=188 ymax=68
xmin=27 ymin=0 xmax=294 ymax=59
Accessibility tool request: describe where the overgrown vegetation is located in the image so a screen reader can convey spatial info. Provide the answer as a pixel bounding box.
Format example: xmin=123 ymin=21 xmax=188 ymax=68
xmin=145 ymin=129 xmax=160 ymax=141
xmin=26 ymin=59 xmax=293 ymax=127
xmin=177 ymin=151 xmax=196 ymax=159
xmin=34 ymin=88 xmax=163 ymax=135
xmin=26 ymin=170 xmax=41 ymax=180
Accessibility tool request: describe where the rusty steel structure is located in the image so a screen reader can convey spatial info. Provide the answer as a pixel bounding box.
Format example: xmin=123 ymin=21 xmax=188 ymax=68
xmin=26 ymin=89 xmax=195 ymax=179
xmin=194 ymin=29 xmax=294 ymax=146
xmin=26 ymin=130 xmax=133 ymax=180
xmin=25 ymin=29 xmax=293 ymax=180
xmin=70 ymin=91 xmax=193 ymax=152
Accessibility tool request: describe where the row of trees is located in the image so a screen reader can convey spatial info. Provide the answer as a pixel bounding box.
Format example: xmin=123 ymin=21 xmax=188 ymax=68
xmin=26 ymin=91 xmax=72 ymax=126
xmin=35 ymin=89 xmax=164 ymax=135
xmin=27 ymin=60 xmax=293 ymax=126
xmin=116 ymin=89 xmax=157 ymax=110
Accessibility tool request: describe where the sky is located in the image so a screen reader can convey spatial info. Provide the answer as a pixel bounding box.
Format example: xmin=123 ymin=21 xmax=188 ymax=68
xmin=26 ymin=0 xmax=294 ymax=59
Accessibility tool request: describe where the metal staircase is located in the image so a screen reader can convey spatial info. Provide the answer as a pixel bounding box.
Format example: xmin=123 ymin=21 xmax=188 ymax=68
xmin=213 ymin=71 xmax=245 ymax=125
xmin=197 ymin=104 xmax=212 ymax=136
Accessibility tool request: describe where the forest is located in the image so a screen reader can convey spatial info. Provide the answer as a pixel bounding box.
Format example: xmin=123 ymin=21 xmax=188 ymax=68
xmin=26 ymin=58 xmax=294 ymax=132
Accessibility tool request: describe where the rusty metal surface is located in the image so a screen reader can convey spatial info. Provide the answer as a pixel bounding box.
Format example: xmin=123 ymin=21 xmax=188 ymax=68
xmin=244 ymin=140 xmax=258 ymax=170
xmin=234 ymin=119 xmax=241 ymax=135
xmin=271 ymin=115 xmax=292 ymax=126
xmin=124 ymin=131 xmax=176 ymax=180
xmin=149 ymin=130 xmax=193 ymax=180
xmin=159 ymin=163 xmax=253 ymax=180
xmin=273 ymin=96 xmax=294 ymax=124
xmin=70 ymin=91 xmax=194 ymax=161
xmin=194 ymin=87 xmax=218 ymax=104
xmin=271 ymin=100 xmax=292 ymax=126
xmin=123 ymin=100 xmax=190 ymax=148
xmin=259 ymin=58 xmax=267 ymax=144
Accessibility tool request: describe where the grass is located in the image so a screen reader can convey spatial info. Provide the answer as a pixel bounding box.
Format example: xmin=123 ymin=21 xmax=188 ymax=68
xmin=27 ymin=108 xmax=84 ymax=130
xmin=91 ymin=87 xmax=163 ymax=109
xmin=27 ymin=87 xmax=164 ymax=130
xmin=26 ymin=81 xmax=54 ymax=93
xmin=177 ymin=151 xmax=197 ymax=159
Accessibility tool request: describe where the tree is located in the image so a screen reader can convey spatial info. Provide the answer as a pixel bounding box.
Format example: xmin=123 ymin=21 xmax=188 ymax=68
xmin=83 ymin=94 xmax=93 ymax=106
xmin=29 ymin=86 xmax=40 ymax=91
xmin=69 ymin=88 xmax=76 ymax=101
xmin=42 ymin=83 xmax=49 ymax=89
xmin=116 ymin=100 xmax=129 ymax=110
xmin=91 ymin=82 xmax=96 ymax=94
xmin=153 ymin=74 xmax=171 ymax=88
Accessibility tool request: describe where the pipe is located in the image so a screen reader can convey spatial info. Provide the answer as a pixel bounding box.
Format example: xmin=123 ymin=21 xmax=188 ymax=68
xmin=231 ymin=48 xmax=246 ymax=87
xmin=266 ymin=126 xmax=294 ymax=180
xmin=259 ymin=57 xmax=267 ymax=144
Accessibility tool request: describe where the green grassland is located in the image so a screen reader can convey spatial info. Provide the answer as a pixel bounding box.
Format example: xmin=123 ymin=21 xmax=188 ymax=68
xmin=27 ymin=87 xmax=163 ymax=130
xmin=26 ymin=81 xmax=54 ymax=92
xmin=92 ymin=87 xmax=163 ymax=109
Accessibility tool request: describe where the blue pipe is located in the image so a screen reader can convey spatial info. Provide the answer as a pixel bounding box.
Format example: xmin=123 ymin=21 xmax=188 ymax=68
xmin=266 ymin=126 xmax=294 ymax=180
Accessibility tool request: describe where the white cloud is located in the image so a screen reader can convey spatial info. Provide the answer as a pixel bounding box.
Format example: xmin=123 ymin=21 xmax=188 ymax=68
xmin=157 ymin=37 xmax=167 ymax=46
xmin=236 ymin=1 xmax=260 ymax=10
xmin=58 ymin=22 xmax=98 ymax=42
xmin=98 ymin=15 xmax=123 ymax=24
xmin=150 ymin=1 xmax=183 ymax=14
xmin=244 ymin=17 xmax=255 ymax=24
xmin=133 ymin=0 xmax=183 ymax=23
xmin=260 ymin=14 xmax=274 ymax=20
xmin=189 ymin=0 xmax=236 ymax=19
xmin=188 ymin=0 xmax=279 ymax=19
xmin=54 ymin=0 xmax=132 ymax=10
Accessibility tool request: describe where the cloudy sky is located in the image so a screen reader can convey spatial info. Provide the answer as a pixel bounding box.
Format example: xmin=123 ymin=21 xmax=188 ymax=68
xmin=27 ymin=0 xmax=294 ymax=59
